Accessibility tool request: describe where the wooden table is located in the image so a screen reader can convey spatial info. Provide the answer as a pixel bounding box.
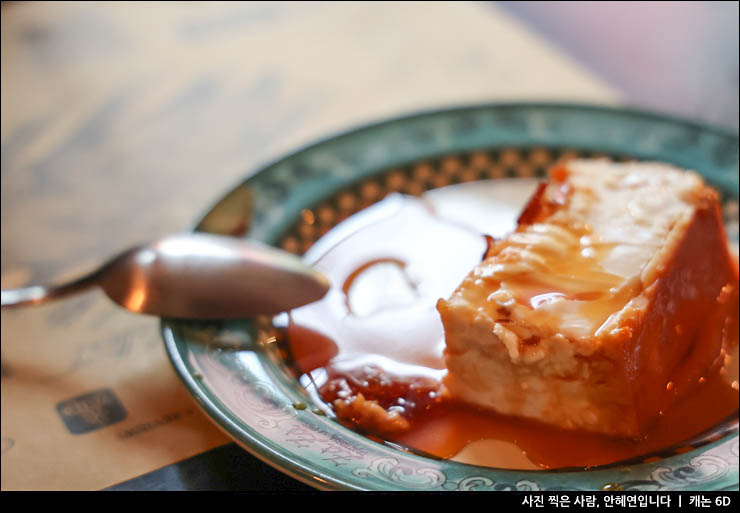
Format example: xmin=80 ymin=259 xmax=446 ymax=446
xmin=1 ymin=1 xmax=735 ymax=491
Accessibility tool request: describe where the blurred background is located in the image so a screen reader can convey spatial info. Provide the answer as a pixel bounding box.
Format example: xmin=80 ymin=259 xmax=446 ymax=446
xmin=500 ymin=1 xmax=739 ymax=131
xmin=1 ymin=1 xmax=738 ymax=491
xmin=2 ymin=1 xmax=738 ymax=287
xmin=2 ymin=1 xmax=738 ymax=286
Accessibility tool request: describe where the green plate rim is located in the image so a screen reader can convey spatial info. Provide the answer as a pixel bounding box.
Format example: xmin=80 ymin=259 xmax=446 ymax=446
xmin=162 ymin=102 xmax=739 ymax=491
xmin=193 ymin=101 xmax=739 ymax=221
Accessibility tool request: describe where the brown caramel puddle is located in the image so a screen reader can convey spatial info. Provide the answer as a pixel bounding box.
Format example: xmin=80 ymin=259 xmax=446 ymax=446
xmin=285 ymin=188 xmax=739 ymax=470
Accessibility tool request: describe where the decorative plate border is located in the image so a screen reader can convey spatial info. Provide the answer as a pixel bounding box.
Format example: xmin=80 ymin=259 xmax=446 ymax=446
xmin=163 ymin=103 xmax=739 ymax=491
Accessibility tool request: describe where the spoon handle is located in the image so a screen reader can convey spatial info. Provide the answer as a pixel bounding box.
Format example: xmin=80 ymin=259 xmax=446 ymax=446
xmin=1 ymin=271 xmax=100 ymax=308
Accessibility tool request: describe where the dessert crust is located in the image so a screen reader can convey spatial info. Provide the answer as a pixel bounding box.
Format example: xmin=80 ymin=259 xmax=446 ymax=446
xmin=438 ymin=160 xmax=738 ymax=438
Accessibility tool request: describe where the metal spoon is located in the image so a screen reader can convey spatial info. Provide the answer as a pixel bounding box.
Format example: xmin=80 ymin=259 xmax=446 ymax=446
xmin=0 ymin=233 xmax=330 ymax=318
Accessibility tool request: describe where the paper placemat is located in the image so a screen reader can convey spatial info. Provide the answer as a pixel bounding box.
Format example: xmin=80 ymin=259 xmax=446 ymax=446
xmin=0 ymin=1 xmax=618 ymax=490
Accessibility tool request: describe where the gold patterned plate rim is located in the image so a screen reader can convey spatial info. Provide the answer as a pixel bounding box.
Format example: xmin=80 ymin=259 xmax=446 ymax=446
xmin=162 ymin=103 xmax=739 ymax=491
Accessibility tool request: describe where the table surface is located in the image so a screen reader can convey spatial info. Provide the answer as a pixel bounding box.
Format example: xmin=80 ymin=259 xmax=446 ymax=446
xmin=1 ymin=1 xmax=737 ymax=492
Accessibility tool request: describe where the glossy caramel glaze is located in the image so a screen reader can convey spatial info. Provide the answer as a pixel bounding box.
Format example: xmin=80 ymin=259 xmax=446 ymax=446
xmin=285 ymin=192 xmax=739 ymax=470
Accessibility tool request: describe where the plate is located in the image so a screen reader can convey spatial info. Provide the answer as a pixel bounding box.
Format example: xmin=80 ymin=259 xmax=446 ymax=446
xmin=162 ymin=103 xmax=739 ymax=491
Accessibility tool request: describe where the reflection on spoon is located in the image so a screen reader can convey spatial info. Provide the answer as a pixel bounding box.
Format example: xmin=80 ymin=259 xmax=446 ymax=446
xmin=1 ymin=233 xmax=330 ymax=319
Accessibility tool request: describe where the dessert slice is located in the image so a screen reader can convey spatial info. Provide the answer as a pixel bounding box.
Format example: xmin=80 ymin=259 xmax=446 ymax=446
xmin=437 ymin=159 xmax=738 ymax=438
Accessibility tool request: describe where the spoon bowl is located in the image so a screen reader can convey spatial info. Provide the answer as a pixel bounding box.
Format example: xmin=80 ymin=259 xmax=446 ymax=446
xmin=1 ymin=233 xmax=330 ymax=319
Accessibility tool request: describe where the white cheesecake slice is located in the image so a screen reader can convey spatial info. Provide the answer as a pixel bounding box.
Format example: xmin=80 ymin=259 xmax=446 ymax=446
xmin=438 ymin=159 xmax=738 ymax=438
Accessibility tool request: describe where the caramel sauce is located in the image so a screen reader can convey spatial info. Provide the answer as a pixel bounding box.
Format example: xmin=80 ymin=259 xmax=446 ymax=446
xmin=285 ymin=191 xmax=739 ymax=470
xmin=482 ymin=220 xmax=641 ymax=341
xmin=389 ymin=369 xmax=737 ymax=469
